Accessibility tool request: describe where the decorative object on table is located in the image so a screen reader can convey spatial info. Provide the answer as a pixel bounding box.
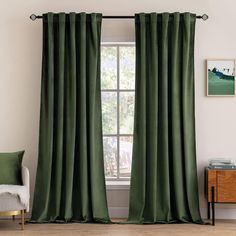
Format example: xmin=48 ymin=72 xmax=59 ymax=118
xmin=206 ymin=59 xmax=235 ymax=96
xmin=208 ymin=158 xmax=236 ymax=169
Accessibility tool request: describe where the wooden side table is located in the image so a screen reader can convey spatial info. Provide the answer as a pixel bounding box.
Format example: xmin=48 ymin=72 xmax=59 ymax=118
xmin=205 ymin=168 xmax=236 ymax=225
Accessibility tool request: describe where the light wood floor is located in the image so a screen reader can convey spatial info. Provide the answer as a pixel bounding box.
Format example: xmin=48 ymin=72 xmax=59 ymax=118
xmin=0 ymin=219 xmax=236 ymax=236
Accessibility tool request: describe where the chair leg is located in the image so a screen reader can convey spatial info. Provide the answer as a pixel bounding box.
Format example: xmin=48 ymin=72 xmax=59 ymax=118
xmin=12 ymin=215 xmax=15 ymax=221
xmin=21 ymin=210 xmax=24 ymax=230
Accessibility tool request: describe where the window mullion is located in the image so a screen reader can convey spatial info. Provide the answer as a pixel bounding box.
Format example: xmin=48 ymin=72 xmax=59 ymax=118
xmin=103 ymin=134 xmax=132 ymax=137
xmin=101 ymin=89 xmax=135 ymax=92
xmin=117 ymin=45 xmax=120 ymax=180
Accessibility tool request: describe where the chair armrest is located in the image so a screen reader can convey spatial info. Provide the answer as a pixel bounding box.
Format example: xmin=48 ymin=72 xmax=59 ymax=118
xmin=21 ymin=166 xmax=30 ymax=191
xmin=21 ymin=166 xmax=30 ymax=212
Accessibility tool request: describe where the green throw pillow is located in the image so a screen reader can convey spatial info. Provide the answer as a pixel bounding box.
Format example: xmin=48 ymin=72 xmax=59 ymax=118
xmin=0 ymin=151 xmax=24 ymax=185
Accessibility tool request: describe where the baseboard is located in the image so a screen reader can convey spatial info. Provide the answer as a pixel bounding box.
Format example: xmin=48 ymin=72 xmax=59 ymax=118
xmin=200 ymin=207 xmax=236 ymax=219
xmin=108 ymin=207 xmax=129 ymax=218
xmin=0 ymin=211 xmax=31 ymax=220
xmin=0 ymin=209 xmax=128 ymax=220
xmin=2 ymin=207 xmax=236 ymax=220
xmin=108 ymin=207 xmax=236 ymax=220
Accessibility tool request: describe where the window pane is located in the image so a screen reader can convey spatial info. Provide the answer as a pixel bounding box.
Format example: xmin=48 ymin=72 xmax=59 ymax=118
xmin=101 ymin=47 xmax=117 ymax=89
xmin=120 ymin=92 xmax=135 ymax=134
xmin=102 ymin=92 xmax=117 ymax=134
xmin=103 ymin=137 xmax=117 ymax=177
xmin=120 ymin=46 xmax=135 ymax=89
xmin=119 ymin=136 xmax=132 ymax=178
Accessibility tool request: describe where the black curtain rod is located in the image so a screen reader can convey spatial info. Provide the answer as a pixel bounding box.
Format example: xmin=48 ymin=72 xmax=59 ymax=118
xmin=30 ymin=14 xmax=209 ymax=21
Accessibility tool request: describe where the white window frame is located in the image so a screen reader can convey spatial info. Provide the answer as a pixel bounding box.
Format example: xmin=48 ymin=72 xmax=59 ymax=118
xmin=101 ymin=42 xmax=135 ymax=182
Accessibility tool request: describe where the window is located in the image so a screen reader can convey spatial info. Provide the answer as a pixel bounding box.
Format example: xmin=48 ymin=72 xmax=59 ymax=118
xmin=101 ymin=43 xmax=135 ymax=180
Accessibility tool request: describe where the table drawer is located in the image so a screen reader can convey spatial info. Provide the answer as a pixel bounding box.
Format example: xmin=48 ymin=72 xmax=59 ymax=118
xmin=217 ymin=171 xmax=236 ymax=202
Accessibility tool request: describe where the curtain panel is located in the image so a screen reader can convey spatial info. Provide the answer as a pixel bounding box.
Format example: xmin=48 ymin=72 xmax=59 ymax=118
xmin=128 ymin=12 xmax=202 ymax=224
xmin=31 ymin=12 xmax=110 ymax=223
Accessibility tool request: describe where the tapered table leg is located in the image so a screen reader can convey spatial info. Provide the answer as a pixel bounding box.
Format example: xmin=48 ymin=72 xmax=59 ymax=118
xmin=207 ymin=202 xmax=210 ymax=220
xmin=211 ymin=186 xmax=215 ymax=226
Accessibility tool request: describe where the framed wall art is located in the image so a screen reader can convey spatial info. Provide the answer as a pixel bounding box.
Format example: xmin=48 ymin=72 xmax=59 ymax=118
xmin=206 ymin=59 xmax=235 ymax=96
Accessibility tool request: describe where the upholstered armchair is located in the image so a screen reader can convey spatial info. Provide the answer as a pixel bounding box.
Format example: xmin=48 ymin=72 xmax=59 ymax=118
xmin=0 ymin=166 xmax=30 ymax=230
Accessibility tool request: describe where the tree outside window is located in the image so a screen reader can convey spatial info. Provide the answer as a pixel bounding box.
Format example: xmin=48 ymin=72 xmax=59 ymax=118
xmin=101 ymin=44 xmax=135 ymax=180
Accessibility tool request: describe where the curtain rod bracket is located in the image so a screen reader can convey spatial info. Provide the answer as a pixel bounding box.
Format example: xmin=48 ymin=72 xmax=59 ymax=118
xmin=30 ymin=14 xmax=42 ymax=21
xmin=196 ymin=14 xmax=208 ymax=20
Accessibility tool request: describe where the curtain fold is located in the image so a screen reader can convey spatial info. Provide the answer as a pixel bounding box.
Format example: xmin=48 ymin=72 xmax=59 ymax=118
xmin=31 ymin=12 xmax=110 ymax=223
xmin=128 ymin=12 xmax=202 ymax=224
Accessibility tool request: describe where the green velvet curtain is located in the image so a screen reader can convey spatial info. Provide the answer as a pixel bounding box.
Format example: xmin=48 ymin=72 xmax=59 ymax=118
xmin=31 ymin=13 xmax=110 ymax=223
xmin=128 ymin=13 xmax=202 ymax=224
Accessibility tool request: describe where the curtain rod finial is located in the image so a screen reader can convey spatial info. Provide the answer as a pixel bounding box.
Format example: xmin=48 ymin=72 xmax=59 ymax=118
xmin=202 ymin=14 xmax=209 ymax=21
xmin=30 ymin=14 xmax=37 ymax=21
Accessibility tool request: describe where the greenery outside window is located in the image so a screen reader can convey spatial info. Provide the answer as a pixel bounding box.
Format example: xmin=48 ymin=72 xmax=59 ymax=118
xmin=101 ymin=43 xmax=135 ymax=181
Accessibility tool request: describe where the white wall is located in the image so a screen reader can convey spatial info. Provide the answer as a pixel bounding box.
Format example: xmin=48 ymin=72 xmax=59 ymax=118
xmin=1 ymin=0 xmax=236 ymax=219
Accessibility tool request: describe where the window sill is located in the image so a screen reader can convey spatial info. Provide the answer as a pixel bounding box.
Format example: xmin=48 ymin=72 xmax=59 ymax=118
xmin=106 ymin=180 xmax=130 ymax=190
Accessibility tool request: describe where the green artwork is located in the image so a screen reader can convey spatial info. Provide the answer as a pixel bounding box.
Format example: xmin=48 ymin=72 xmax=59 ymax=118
xmin=207 ymin=60 xmax=235 ymax=96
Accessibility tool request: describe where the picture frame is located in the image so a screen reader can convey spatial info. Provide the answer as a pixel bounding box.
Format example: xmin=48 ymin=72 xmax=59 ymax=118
xmin=206 ymin=59 xmax=235 ymax=96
